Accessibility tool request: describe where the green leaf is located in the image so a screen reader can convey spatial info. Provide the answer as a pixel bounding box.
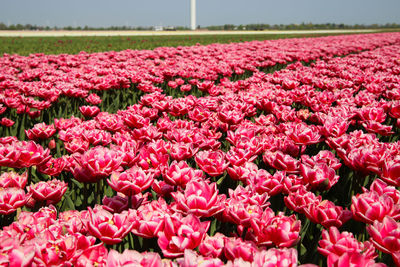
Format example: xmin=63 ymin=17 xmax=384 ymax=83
xmin=300 ymin=243 xmax=307 ymax=256
xmin=65 ymin=194 xmax=75 ymax=210
xmin=71 ymin=178 xmax=83 ymax=189
xmin=210 ymin=219 xmax=217 ymax=236
xmin=217 ymin=174 xmax=226 ymax=185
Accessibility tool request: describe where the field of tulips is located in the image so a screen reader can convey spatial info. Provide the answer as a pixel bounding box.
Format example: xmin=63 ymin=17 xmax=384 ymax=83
xmin=1 ymin=32 xmax=400 ymax=266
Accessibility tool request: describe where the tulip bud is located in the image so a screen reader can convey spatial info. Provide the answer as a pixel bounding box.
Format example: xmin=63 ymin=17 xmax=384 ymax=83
xmin=48 ymin=139 xmax=56 ymax=150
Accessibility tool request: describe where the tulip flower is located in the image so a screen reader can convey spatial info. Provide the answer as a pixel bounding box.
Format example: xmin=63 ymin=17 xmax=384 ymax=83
xmin=195 ymin=149 xmax=229 ymax=177
xmin=72 ymin=146 xmax=123 ymax=183
xmin=28 ymin=179 xmax=68 ymax=205
xmin=86 ymin=206 xmax=137 ymax=245
xmin=110 ymin=167 xmax=154 ymax=197
xmin=0 ymin=187 xmax=28 ymax=215
xmin=171 ymin=179 xmax=225 ymax=217
xmin=0 ymin=171 xmax=28 ymax=188
xmin=367 ymin=216 xmax=400 ymax=255
xmin=157 ymin=213 xmax=210 ymax=258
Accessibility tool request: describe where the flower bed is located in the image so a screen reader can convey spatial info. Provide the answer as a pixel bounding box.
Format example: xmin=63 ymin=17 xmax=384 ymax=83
xmin=1 ymin=32 xmax=400 ymax=266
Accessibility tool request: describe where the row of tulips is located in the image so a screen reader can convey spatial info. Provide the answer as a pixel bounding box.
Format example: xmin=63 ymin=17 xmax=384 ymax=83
xmin=1 ymin=33 xmax=400 ymax=265
xmin=1 ymin=32 xmax=400 ymax=133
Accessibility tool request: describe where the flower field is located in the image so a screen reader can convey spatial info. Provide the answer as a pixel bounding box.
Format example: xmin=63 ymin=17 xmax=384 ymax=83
xmin=1 ymin=32 xmax=400 ymax=266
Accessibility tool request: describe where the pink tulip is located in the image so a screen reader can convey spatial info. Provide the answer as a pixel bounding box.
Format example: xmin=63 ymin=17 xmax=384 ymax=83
xmin=108 ymin=167 xmax=154 ymax=196
xmin=72 ymin=146 xmax=123 ymax=183
xmin=0 ymin=117 xmax=14 ymax=127
xmin=287 ymin=123 xmax=321 ymax=145
xmin=25 ymin=122 xmax=56 ymax=140
xmin=257 ymin=213 xmax=301 ymax=248
xmin=151 ymin=180 xmax=175 ymax=198
xmin=224 ymin=237 xmax=258 ymax=262
xmin=86 ymin=206 xmax=137 ymax=245
xmin=37 ymin=156 xmax=67 ymax=176
xmin=198 ymin=233 xmax=226 ymax=258
xmin=252 ymin=248 xmax=299 ymax=267
xmin=177 ymin=249 xmax=224 ymax=267
xmin=327 ymin=251 xmax=386 ymax=267
xmin=79 ymin=105 xmax=100 ymax=118
xmin=157 ymin=213 xmax=210 ymax=258
xmin=123 ymin=111 xmax=150 ymax=128
xmin=0 ymin=187 xmax=28 ymax=215
xmin=75 ymin=243 xmax=108 ymax=267
xmin=107 ymin=249 xmax=163 ymax=267
xmin=351 ymin=190 xmax=400 ymax=224
xmin=381 ymin=157 xmax=400 ymax=187
xmin=0 ymin=171 xmax=27 ymax=188
xmin=249 ymin=168 xmax=284 ymax=196
xmin=7 ymin=245 xmax=35 ymax=267
xmin=163 ymin=160 xmax=204 ymax=188
xmin=82 ymin=129 xmax=112 ymax=146
xmin=195 ymin=149 xmax=229 ymax=177
xmin=367 ymin=216 xmax=400 ymax=255
xmin=86 ymin=93 xmax=102 ymax=105
xmin=318 ymin=227 xmax=377 ymax=259
xmin=132 ymin=198 xmax=168 ymax=238
xmin=300 ymin=163 xmax=339 ymax=191
xmin=227 ymin=161 xmax=259 ymax=183
xmin=263 ymin=150 xmax=300 ymax=173
xmin=307 ymin=200 xmax=352 ymax=228
xmin=169 ymin=142 xmax=199 ymax=161
xmin=15 ymin=140 xmax=51 ymax=168
xmin=172 ymin=179 xmax=225 ymax=217
xmin=28 ymin=179 xmax=67 ymax=205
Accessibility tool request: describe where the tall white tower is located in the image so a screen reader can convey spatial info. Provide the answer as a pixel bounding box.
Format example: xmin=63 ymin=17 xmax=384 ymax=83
xmin=190 ymin=0 xmax=196 ymax=30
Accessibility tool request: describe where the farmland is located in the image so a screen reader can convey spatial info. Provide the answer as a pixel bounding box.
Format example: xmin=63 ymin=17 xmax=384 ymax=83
xmin=1 ymin=32 xmax=400 ymax=266
xmin=0 ymin=29 xmax=391 ymax=56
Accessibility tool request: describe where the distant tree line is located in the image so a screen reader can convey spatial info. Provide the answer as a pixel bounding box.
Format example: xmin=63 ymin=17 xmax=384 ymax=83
xmin=0 ymin=22 xmax=399 ymax=31
xmin=0 ymin=23 xmax=190 ymax=31
xmin=205 ymin=22 xmax=400 ymax=31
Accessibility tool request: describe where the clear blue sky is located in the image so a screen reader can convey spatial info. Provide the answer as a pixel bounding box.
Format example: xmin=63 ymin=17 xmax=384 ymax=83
xmin=1 ymin=0 xmax=399 ymax=28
